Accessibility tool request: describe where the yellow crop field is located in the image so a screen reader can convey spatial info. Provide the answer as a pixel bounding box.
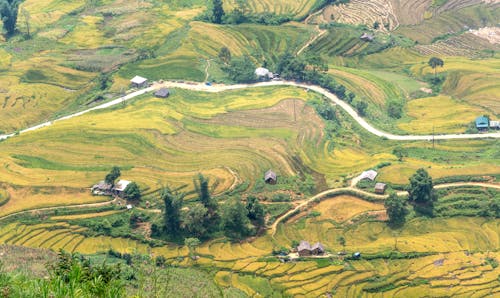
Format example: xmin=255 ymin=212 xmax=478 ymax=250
xmin=398 ymin=95 xmax=489 ymax=133
xmin=19 ymin=0 xmax=85 ymax=32
xmin=0 ymin=185 xmax=107 ymax=217
xmin=50 ymin=210 xmax=124 ymax=221
xmin=311 ymin=195 xmax=384 ymax=222
xmin=224 ymin=0 xmax=316 ymax=18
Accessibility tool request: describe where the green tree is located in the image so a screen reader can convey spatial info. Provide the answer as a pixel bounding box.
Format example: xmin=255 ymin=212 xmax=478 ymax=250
xmin=354 ymin=100 xmax=368 ymax=116
xmin=161 ymin=187 xmax=184 ymax=237
xmin=384 ymin=193 xmax=409 ymax=227
xmin=184 ymin=237 xmax=201 ymax=258
xmin=182 ymin=203 xmax=209 ymax=238
xmin=428 ymin=57 xmax=444 ymax=77
xmin=337 ymin=235 xmax=346 ymax=252
xmin=225 ymin=55 xmax=257 ymax=83
xmin=392 ymin=146 xmax=407 ymax=161
xmin=105 ymin=166 xmax=121 ymax=186
xmin=407 ymin=168 xmax=437 ymax=215
xmin=124 ymin=182 xmax=141 ymax=201
xmin=194 ymin=173 xmax=217 ymax=211
xmin=246 ymin=196 xmax=265 ymax=227
xmin=221 ymin=199 xmax=253 ymax=239
xmin=387 ymin=100 xmax=403 ymax=119
xmin=211 ymin=0 xmax=224 ymax=24
xmin=218 ymin=46 xmax=232 ymax=65
xmin=0 ymin=0 xmax=21 ymax=37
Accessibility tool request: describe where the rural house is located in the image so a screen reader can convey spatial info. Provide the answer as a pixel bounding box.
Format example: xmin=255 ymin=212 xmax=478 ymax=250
xmin=113 ymin=180 xmax=131 ymax=198
xmin=155 ymin=88 xmax=170 ymax=98
xmin=297 ymin=240 xmax=326 ymax=256
xmin=255 ymin=67 xmax=274 ymax=80
xmin=475 ymin=116 xmax=489 ymax=130
xmin=360 ymin=33 xmax=374 ymax=42
xmin=91 ymin=181 xmax=112 ymax=196
xmin=264 ymin=170 xmax=277 ymax=185
xmin=374 ymin=183 xmax=386 ymax=194
xmin=130 ymin=76 xmax=148 ymax=88
xmin=359 ymin=170 xmax=378 ymax=181
xmin=490 ymin=120 xmax=499 ymax=129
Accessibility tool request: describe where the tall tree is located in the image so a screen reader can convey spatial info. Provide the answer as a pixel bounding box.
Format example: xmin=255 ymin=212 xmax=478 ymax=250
xmin=105 ymin=166 xmax=121 ymax=186
xmin=407 ymin=168 xmax=437 ymax=215
xmin=218 ymin=47 xmax=231 ymax=65
xmin=221 ymin=199 xmax=253 ymax=239
xmin=21 ymin=7 xmax=29 ymax=38
xmin=428 ymin=57 xmax=444 ymax=78
xmin=0 ymin=0 xmax=21 ymax=37
xmin=184 ymin=237 xmax=201 ymax=259
xmin=161 ymin=187 xmax=184 ymax=237
xmin=246 ymin=196 xmax=265 ymax=227
xmin=211 ymin=0 xmax=225 ymax=24
xmin=194 ymin=174 xmax=216 ymax=211
xmin=384 ymin=193 xmax=409 ymax=227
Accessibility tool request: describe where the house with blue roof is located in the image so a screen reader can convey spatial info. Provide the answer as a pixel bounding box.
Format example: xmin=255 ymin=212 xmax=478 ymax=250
xmin=475 ymin=116 xmax=489 ymax=131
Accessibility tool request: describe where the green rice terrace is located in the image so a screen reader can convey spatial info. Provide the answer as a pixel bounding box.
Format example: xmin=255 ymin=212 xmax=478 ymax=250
xmin=0 ymin=0 xmax=499 ymax=297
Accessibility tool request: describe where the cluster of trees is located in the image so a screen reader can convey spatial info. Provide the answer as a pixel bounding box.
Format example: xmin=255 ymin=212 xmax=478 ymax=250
xmin=0 ymin=0 xmax=21 ymax=37
xmin=154 ymin=174 xmax=265 ymax=241
xmin=385 ymin=168 xmax=437 ymax=227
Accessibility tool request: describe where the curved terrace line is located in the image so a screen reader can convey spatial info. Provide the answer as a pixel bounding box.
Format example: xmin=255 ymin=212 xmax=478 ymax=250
xmin=0 ymin=81 xmax=499 ymax=141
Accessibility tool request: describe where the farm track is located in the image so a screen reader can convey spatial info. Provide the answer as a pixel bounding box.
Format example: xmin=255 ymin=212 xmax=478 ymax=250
xmin=270 ymin=181 xmax=500 ymax=237
xmin=1 ymin=81 xmax=498 ymax=141
xmin=0 ymin=197 xmax=118 ymax=222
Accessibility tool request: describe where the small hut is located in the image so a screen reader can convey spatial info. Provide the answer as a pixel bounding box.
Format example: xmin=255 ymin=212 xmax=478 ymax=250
xmin=264 ymin=170 xmax=277 ymax=185
xmin=130 ymin=76 xmax=148 ymax=88
xmin=360 ymin=170 xmax=378 ymax=181
xmin=155 ymin=88 xmax=170 ymax=98
xmin=113 ymin=180 xmax=131 ymax=198
xmin=475 ymin=116 xmax=489 ymax=130
xmin=360 ymin=33 xmax=374 ymax=42
xmin=311 ymin=242 xmax=325 ymax=255
xmin=374 ymin=183 xmax=387 ymax=194
xmin=297 ymin=241 xmax=312 ymax=256
xmin=91 ymin=181 xmax=112 ymax=195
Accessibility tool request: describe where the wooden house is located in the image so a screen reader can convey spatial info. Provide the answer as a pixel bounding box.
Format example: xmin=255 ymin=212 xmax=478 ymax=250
xmin=131 ymin=76 xmax=148 ymax=88
xmin=264 ymin=170 xmax=277 ymax=185
xmin=155 ymin=88 xmax=170 ymax=98
xmin=297 ymin=240 xmax=312 ymax=256
xmin=113 ymin=180 xmax=131 ymax=198
xmin=374 ymin=183 xmax=386 ymax=194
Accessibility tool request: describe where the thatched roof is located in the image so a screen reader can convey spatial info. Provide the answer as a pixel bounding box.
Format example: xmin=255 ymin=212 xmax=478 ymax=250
xmin=265 ymin=170 xmax=277 ymax=181
xmin=311 ymin=242 xmax=325 ymax=252
xmin=297 ymin=240 xmax=311 ymax=251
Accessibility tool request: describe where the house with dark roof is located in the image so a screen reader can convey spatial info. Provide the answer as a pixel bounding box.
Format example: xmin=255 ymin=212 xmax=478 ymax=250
xmin=297 ymin=240 xmax=312 ymax=256
xmin=264 ymin=170 xmax=277 ymax=185
xmin=155 ymin=88 xmax=170 ymax=98
xmin=297 ymin=240 xmax=326 ymax=256
xmin=475 ymin=116 xmax=489 ymax=130
xmin=91 ymin=181 xmax=112 ymax=195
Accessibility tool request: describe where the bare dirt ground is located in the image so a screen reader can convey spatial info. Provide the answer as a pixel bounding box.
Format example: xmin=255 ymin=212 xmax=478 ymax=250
xmin=469 ymin=27 xmax=500 ymax=44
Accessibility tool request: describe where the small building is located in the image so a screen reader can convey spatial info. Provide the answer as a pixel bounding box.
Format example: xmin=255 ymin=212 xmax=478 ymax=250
xmin=374 ymin=183 xmax=387 ymax=194
xmin=154 ymin=88 xmax=170 ymax=98
xmin=311 ymin=242 xmax=325 ymax=255
xmin=297 ymin=240 xmax=312 ymax=256
xmin=352 ymin=252 xmax=361 ymax=259
xmin=91 ymin=181 xmax=112 ymax=196
xmin=126 ymin=204 xmax=133 ymax=210
xmin=264 ymin=170 xmax=277 ymax=185
xmin=113 ymin=179 xmax=131 ymax=197
xmin=255 ymin=67 xmax=274 ymax=80
xmin=130 ymin=76 xmax=148 ymax=88
xmin=360 ymin=170 xmax=378 ymax=181
xmin=297 ymin=240 xmax=326 ymax=256
xmin=360 ymin=33 xmax=374 ymax=42
xmin=475 ymin=116 xmax=489 ymax=130
xmin=490 ymin=120 xmax=500 ymax=129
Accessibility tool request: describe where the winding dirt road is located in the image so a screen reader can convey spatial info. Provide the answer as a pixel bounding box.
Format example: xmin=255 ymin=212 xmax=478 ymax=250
xmin=1 ymin=81 xmax=499 ymax=141
xmin=270 ymin=181 xmax=500 ymax=237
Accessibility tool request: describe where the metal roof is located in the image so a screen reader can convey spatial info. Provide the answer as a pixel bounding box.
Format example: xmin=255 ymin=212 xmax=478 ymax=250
xmin=131 ymin=76 xmax=147 ymax=84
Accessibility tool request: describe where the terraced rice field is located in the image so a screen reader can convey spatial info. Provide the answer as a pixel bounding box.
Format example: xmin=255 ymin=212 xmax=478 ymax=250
xmin=224 ymin=0 xmax=317 ymax=18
